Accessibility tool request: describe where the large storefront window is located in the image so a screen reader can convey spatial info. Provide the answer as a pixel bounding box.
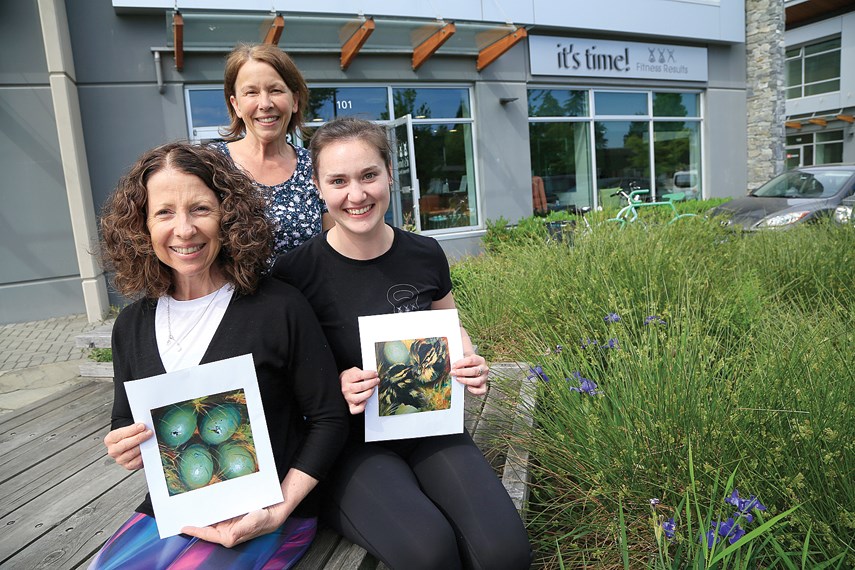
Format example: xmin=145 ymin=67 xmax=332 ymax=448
xmin=392 ymin=88 xmax=477 ymax=233
xmin=786 ymin=37 xmax=841 ymax=100
xmin=529 ymin=90 xmax=593 ymax=213
xmin=529 ymin=89 xmax=702 ymax=215
xmin=186 ymin=85 xmax=479 ymax=234
xmin=595 ymin=121 xmax=650 ymax=207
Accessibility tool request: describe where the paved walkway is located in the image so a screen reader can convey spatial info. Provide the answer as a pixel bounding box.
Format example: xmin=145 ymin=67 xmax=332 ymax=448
xmin=0 ymin=314 xmax=105 ymax=415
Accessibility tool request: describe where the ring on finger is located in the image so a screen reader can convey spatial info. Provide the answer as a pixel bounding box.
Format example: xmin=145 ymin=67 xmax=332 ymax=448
xmin=477 ymin=366 xmax=483 ymax=376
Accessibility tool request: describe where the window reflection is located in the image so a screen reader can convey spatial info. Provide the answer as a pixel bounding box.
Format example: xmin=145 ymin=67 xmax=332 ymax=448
xmin=594 ymin=92 xmax=647 ymax=116
xmin=393 ymin=88 xmax=471 ymax=119
xmin=595 ymin=121 xmax=650 ymax=207
xmin=653 ymin=92 xmax=698 ymax=117
xmin=188 ymin=89 xmax=230 ymax=128
xmin=654 ymin=122 xmax=701 ymax=200
xmin=529 ymin=122 xmax=592 ymax=214
xmin=413 ymin=123 xmax=477 ymax=230
xmin=306 ymin=87 xmax=389 ymax=123
xmin=528 ymin=89 xmax=588 ymax=118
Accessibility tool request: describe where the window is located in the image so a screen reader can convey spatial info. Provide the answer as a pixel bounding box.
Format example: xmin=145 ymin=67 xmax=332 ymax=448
xmin=786 ymin=37 xmax=841 ymax=99
xmin=786 ymin=130 xmax=844 ymax=168
xmin=393 ymin=88 xmax=477 ymax=232
xmin=185 ymin=87 xmax=231 ymax=143
xmin=186 ymin=84 xmax=479 ymax=235
xmin=529 ymin=89 xmax=702 ymax=214
xmin=305 ymin=87 xmax=389 ymax=123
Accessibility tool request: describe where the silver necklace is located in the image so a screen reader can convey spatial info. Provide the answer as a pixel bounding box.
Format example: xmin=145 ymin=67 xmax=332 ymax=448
xmin=166 ymin=285 xmax=224 ymax=352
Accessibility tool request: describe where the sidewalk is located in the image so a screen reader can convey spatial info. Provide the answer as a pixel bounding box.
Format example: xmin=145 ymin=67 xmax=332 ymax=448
xmin=0 ymin=314 xmax=106 ymax=415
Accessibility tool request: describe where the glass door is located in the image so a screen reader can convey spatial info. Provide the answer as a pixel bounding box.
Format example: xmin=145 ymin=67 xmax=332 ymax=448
xmin=385 ymin=115 xmax=421 ymax=232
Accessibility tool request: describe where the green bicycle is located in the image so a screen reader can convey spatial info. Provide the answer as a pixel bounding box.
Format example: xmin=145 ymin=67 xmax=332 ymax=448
xmin=605 ymin=187 xmax=697 ymax=228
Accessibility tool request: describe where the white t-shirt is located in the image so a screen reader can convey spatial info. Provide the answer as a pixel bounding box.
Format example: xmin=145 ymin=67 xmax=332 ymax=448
xmin=155 ymin=283 xmax=234 ymax=372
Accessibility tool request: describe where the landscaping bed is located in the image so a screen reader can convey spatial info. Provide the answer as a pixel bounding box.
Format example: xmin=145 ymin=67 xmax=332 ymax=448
xmin=452 ymin=214 xmax=855 ymax=568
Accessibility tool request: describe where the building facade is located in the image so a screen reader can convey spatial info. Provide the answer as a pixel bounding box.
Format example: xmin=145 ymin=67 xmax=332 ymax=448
xmin=784 ymin=1 xmax=855 ymax=168
xmin=1 ymin=0 xmax=750 ymax=323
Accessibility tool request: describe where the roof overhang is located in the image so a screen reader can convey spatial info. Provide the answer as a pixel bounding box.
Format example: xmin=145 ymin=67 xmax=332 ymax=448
xmin=163 ymin=10 xmax=526 ymax=72
xmin=785 ymin=0 xmax=855 ymax=29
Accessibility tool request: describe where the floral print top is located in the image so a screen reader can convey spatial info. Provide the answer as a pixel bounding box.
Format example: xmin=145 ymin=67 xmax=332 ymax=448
xmin=212 ymin=141 xmax=326 ymax=257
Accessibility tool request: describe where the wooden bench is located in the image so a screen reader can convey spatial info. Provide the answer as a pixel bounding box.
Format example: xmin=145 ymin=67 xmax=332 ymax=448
xmin=0 ymin=363 xmax=533 ymax=569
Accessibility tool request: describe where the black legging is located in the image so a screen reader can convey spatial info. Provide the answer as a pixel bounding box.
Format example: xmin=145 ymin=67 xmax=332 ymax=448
xmin=319 ymin=431 xmax=532 ymax=570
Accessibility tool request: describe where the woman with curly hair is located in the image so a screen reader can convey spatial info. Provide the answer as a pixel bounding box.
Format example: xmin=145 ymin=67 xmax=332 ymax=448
xmin=213 ymin=43 xmax=331 ymax=257
xmin=90 ymin=142 xmax=347 ymax=569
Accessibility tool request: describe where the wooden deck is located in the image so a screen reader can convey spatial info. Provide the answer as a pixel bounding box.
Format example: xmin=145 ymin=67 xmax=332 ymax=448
xmin=0 ymin=363 xmax=532 ymax=569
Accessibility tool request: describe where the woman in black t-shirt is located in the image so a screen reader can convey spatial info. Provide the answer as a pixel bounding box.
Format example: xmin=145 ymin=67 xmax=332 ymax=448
xmin=274 ymin=117 xmax=531 ymax=570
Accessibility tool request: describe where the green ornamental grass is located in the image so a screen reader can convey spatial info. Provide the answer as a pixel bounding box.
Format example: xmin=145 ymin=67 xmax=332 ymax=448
xmin=452 ymin=214 xmax=855 ymax=568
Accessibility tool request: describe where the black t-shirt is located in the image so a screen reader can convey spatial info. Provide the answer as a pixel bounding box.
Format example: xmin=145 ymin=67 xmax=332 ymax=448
xmin=272 ymin=226 xmax=453 ymax=373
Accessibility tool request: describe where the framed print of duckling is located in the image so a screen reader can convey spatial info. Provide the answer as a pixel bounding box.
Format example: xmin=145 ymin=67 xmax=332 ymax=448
xmin=359 ymin=309 xmax=465 ymax=442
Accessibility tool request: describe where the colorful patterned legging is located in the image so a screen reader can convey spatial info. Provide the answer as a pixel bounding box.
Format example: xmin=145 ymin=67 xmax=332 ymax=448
xmin=87 ymin=512 xmax=316 ymax=570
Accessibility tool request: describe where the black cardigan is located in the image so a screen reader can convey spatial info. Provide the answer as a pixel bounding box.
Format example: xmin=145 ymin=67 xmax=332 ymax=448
xmin=110 ymin=277 xmax=348 ymax=517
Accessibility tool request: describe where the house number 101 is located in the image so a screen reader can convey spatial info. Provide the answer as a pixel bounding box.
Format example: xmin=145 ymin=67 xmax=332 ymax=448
xmin=336 ymin=100 xmax=353 ymax=110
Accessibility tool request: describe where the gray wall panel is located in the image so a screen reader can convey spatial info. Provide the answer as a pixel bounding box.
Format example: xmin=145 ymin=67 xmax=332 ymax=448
xmin=0 ymin=1 xmax=49 ymax=84
xmin=0 ymin=278 xmax=86 ymax=324
xmin=474 ymin=82 xmax=531 ymax=225
xmin=0 ymin=88 xmax=78 ymax=282
xmin=705 ymin=88 xmax=748 ymax=198
xmin=77 ymin=84 xmax=187 ymax=212
xmin=66 ymin=0 xmax=165 ymax=85
xmin=436 ymin=234 xmax=486 ymax=260
xmin=707 ymin=43 xmax=747 ymax=89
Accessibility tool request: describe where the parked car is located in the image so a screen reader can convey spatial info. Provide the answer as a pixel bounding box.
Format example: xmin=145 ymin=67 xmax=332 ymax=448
xmin=708 ymin=164 xmax=855 ymax=230
xmin=834 ymin=195 xmax=854 ymax=225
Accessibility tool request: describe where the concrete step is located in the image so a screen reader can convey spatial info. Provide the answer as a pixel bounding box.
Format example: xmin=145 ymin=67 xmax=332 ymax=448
xmin=74 ymin=322 xmax=113 ymax=350
xmin=75 ymin=321 xmax=114 ymax=377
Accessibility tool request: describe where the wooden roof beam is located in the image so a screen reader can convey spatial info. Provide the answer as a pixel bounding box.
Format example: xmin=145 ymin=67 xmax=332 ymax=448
xmin=476 ymin=26 xmax=527 ymax=72
xmin=340 ymin=18 xmax=375 ymax=71
xmin=173 ymin=11 xmax=184 ymax=71
xmin=836 ymin=114 xmax=855 ymax=123
xmin=264 ymin=14 xmax=285 ymax=45
xmin=785 ymin=121 xmax=802 ymax=129
xmin=808 ymin=118 xmax=827 ymax=127
xmin=412 ymin=22 xmax=456 ymax=71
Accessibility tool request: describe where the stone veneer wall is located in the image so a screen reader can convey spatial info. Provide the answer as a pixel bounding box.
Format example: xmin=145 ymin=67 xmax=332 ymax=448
xmin=745 ymin=0 xmax=787 ymax=190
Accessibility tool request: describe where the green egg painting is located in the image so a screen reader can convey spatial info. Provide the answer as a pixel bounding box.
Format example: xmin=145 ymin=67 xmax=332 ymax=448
xmin=151 ymin=389 xmax=259 ymax=496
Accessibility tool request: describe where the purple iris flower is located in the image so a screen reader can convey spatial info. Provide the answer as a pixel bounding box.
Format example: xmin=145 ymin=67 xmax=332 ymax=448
xmin=567 ymin=371 xmax=600 ymax=395
xmin=704 ymin=518 xmax=746 ymax=549
xmin=649 ymin=498 xmax=660 ymax=507
xmin=725 ymin=489 xmax=767 ymax=514
xmin=718 ymin=518 xmax=746 ymax=544
xmin=703 ymin=528 xmax=718 ymax=549
xmin=581 ymin=338 xmax=598 ymax=349
xmin=604 ymin=313 xmax=621 ymax=323
xmin=527 ymin=365 xmax=550 ymax=383
xmin=604 ymin=338 xmax=620 ymax=349
xmin=661 ymin=517 xmax=676 ymax=540
xmin=644 ymin=315 xmax=666 ymax=325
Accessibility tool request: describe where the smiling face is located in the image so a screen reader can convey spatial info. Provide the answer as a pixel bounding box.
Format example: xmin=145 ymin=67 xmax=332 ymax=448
xmin=315 ymin=138 xmax=392 ymax=239
xmin=229 ymin=59 xmax=298 ymax=144
xmin=146 ymin=167 xmax=223 ymax=297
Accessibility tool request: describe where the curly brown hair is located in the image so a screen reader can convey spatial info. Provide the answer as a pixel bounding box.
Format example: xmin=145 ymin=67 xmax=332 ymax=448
xmin=100 ymin=142 xmax=272 ymax=299
xmin=222 ymin=43 xmax=309 ymax=141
